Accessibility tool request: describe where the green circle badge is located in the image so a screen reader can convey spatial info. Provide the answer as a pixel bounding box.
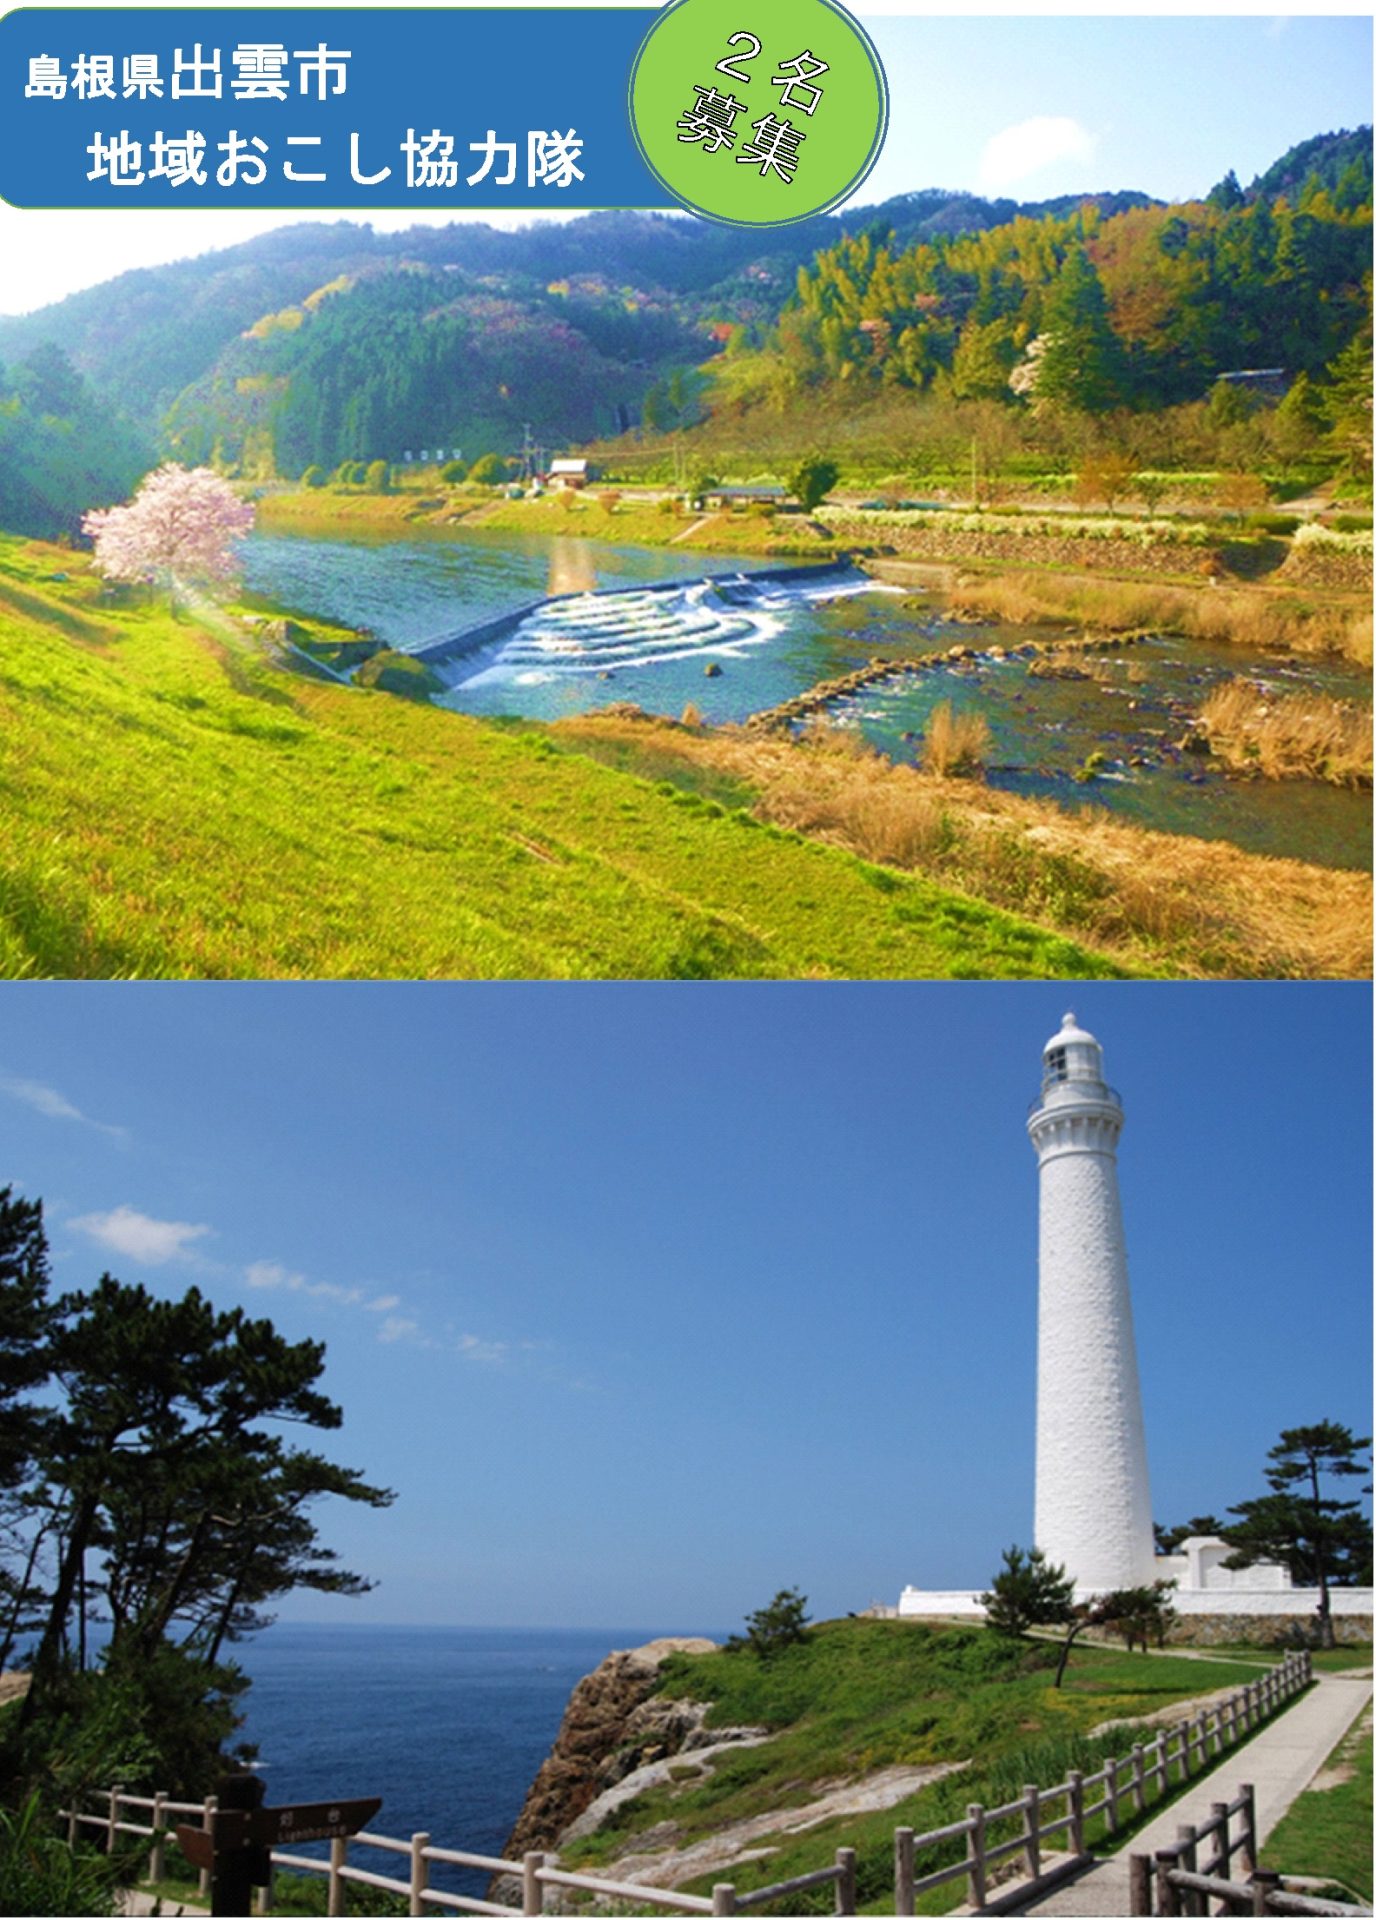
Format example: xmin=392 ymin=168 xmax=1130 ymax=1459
xmin=629 ymin=0 xmax=888 ymax=227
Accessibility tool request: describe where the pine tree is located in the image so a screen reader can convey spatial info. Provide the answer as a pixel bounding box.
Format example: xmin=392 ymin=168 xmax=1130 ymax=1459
xmin=1033 ymin=248 xmax=1126 ymax=413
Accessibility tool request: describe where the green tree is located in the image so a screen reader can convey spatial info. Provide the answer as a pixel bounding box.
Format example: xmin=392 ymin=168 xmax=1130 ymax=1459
xmin=1222 ymin=1422 xmax=1372 ymax=1648
xmin=1052 ymin=1581 xmax=1178 ymax=1687
xmin=981 ymin=1545 xmax=1074 ymax=1637
xmin=300 ymin=464 xmax=327 ymax=489
xmin=468 ymin=452 xmax=508 ymax=487
xmin=0 ymin=1189 xmax=53 ymax=1495
xmin=729 ymin=1588 xmax=811 ymax=1660
xmin=1321 ymin=334 xmax=1374 ymax=476
xmin=1154 ymin=1516 xmax=1222 ymax=1554
xmin=950 ymin=319 xmax=1015 ymax=402
xmin=364 ymin=458 xmax=391 ymax=494
xmin=440 ymin=459 xmax=468 ymax=485
xmin=790 ymin=455 xmax=840 ymax=512
xmin=1028 ymin=249 xmax=1125 ymax=414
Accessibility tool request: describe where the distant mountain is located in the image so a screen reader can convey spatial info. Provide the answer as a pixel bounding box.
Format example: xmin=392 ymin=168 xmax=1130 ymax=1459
xmin=0 ymin=187 xmax=1160 ymax=426
xmin=0 ymin=130 xmax=1365 ymax=475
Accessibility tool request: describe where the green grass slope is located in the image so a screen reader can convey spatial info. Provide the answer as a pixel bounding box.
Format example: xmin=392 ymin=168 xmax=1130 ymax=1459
xmin=1262 ymin=1709 xmax=1372 ymax=1902
xmin=563 ymin=1621 xmax=1273 ymax=1913
xmin=0 ymin=537 xmax=1128 ymax=980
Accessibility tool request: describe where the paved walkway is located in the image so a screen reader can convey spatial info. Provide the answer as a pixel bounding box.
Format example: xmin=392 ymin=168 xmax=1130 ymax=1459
xmin=1007 ymin=1670 xmax=1373 ymax=1916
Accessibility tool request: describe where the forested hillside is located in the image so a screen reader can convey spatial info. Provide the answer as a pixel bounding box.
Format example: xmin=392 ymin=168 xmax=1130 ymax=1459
xmin=0 ymin=128 xmax=1368 ymax=492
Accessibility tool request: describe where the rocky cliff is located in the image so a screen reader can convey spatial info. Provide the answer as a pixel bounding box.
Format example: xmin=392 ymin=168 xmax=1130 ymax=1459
xmin=498 ymin=1638 xmax=731 ymax=1863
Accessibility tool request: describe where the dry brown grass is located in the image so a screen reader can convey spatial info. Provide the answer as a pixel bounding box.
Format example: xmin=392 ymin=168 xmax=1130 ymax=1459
xmin=922 ymin=701 xmax=991 ymax=777
xmin=944 ymin=572 xmax=1374 ymax=666
xmin=551 ymin=710 xmax=1373 ymax=980
xmin=1198 ymin=681 xmax=1373 ymax=786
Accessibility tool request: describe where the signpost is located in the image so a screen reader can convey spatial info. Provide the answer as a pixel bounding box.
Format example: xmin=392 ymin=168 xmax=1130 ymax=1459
xmin=175 ymin=1774 xmax=381 ymax=1917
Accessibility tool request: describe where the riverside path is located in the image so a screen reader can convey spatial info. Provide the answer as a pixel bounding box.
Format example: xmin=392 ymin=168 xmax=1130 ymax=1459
xmin=992 ymin=1665 xmax=1372 ymax=1917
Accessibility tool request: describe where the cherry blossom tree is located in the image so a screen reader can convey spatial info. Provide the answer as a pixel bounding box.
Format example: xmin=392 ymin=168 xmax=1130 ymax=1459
xmin=83 ymin=464 xmax=255 ymax=605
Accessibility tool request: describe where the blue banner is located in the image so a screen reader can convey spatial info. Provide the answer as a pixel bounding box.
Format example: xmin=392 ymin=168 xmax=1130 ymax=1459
xmin=0 ymin=7 xmax=664 ymax=207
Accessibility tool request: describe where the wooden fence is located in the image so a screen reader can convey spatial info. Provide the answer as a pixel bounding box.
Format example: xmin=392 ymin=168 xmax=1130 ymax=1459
xmin=61 ymin=1651 xmax=1313 ymax=1918
xmin=894 ymin=1651 xmax=1313 ymax=1914
xmin=1128 ymin=1788 xmax=1370 ymax=1916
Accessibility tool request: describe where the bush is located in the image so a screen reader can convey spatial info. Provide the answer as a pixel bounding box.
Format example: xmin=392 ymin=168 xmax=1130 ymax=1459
xmin=0 ymin=1797 xmax=122 ymax=1917
xmin=790 ymin=456 xmax=840 ymax=513
xmin=468 ymin=453 xmax=508 ymax=487
xmin=364 ymin=460 xmax=391 ymax=495
xmin=300 ymin=465 xmax=326 ymax=490
xmin=1247 ymin=512 xmax=1301 ymax=536
xmin=439 ymin=460 xmax=468 ymax=485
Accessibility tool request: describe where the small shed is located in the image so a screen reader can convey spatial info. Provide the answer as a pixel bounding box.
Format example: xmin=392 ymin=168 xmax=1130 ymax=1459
xmin=703 ymin=484 xmax=789 ymax=510
xmin=548 ymin=458 xmax=593 ymax=491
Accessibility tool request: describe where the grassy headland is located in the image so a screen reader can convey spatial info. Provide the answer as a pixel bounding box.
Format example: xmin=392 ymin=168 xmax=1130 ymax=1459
xmin=558 ymin=1619 xmax=1275 ymax=1913
xmin=0 ymin=535 xmax=1126 ymax=980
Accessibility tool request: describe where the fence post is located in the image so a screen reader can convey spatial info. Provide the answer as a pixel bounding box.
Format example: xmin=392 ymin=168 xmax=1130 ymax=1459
xmin=1180 ymin=1718 xmax=1193 ymax=1783
xmin=966 ymin=1804 xmax=987 ymax=1909
xmin=409 ymin=1832 xmax=430 ymax=1916
xmin=1177 ymin=1826 xmax=1199 ymax=1919
xmin=1021 ymin=1785 xmax=1040 ymax=1878
xmin=1156 ymin=1849 xmax=1182 ymax=1918
xmin=255 ymin=1862 xmax=275 ymax=1917
xmin=149 ymin=1791 xmax=166 ymax=1884
xmin=894 ymin=1827 xmax=915 ymax=1918
xmin=65 ymin=1803 xmax=78 ymax=1847
xmin=106 ymin=1785 xmax=122 ymax=1855
xmin=1105 ymin=1754 xmax=1120 ymax=1833
xmin=711 ymin=1885 xmax=737 ymax=1915
xmin=1068 ymin=1771 xmax=1085 ymax=1857
xmin=1238 ymin=1785 xmax=1257 ymax=1874
xmin=1128 ymin=1853 xmax=1153 ymax=1916
xmin=1132 ymin=1743 xmax=1147 ymax=1815
xmin=199 ymin=1795 xmax=217 ymax=1900
xmin=522 ymin=1849 xmax=545 ymax=1916
xmin=1250 ymin=1868 xmax=1281 ymax=1915
xmin=834 ymin=1845 xmax=856 ymax=1916
xmin=328 ymin=1834 xmax=347 ymax=1917
xmin=1210 ymin=1802 xmax=1231 ymax=1886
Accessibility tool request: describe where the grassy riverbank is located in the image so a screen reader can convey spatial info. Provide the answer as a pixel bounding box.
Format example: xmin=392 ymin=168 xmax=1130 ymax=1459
xmin=558 ymin=1619 xmax=1274 ymax=1913
xmin=0 ymin=534 xmax=1125 ymax=980
xmin=547 ymin=711 xmax=1372 ymax=979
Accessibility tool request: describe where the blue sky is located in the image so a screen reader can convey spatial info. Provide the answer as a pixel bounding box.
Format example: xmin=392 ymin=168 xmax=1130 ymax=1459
xmin=1 ymin=8 xmax=1370 ymax=313
xmin=2 ymin=982 xmax=1369 ymax=1630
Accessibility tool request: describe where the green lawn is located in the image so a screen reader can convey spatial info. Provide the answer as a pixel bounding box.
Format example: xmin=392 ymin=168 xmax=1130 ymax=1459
xmin=0 ymin=534 xmax=1127 ymax=980
xmin=559 ymin=1620 xmax=1271 ymax=1913
xmin=1262 ymin=1710 xmax=1373 ymax=1902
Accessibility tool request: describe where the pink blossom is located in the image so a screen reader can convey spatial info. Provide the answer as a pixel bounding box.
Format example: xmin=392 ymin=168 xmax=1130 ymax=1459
xmin=83 ymin=464 xmax=255 ymax=595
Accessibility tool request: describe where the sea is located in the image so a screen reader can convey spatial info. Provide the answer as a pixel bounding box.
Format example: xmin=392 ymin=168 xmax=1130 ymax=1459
xmin=228 ymin=1624 xmax=720 ymax=1897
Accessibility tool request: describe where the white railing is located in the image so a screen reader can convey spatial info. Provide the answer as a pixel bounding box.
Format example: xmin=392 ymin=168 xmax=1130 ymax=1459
xmin=59 ymin=1651 xmax=1313 ymax=1918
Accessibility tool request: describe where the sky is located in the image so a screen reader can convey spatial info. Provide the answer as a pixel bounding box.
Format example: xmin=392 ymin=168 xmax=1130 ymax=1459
xmin=2 ymin=982 xmax=1369 ymax=1631
xmin=0 ymin=5 xmax=1371 ymax=314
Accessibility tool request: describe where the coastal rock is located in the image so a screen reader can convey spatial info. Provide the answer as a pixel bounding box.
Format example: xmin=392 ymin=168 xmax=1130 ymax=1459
xmin=496 ymin=1639 xmax=719 ymax=1865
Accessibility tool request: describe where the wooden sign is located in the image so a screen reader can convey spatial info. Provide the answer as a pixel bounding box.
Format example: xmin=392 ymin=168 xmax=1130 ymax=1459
xmin=251 ymin=1796 xmax=382 ymax=1847
xmin=173 ymin=1813 xmax=250 ymax=1872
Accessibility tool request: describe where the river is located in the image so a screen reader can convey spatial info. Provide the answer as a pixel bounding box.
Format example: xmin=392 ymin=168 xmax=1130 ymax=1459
xmin=243 ymin=527 xmax=1371 ymax=872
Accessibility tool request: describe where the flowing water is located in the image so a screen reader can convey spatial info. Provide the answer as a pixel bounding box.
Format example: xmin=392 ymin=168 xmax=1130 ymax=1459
xmin=243 ymin=528 xmax=1370 ymax=871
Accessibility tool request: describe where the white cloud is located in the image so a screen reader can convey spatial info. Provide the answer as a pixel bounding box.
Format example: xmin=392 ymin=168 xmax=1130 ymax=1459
xmin=379 ymin=1316 xmax=423 ymax=1345
xmin=366 ymin=1293 xmax=402 ymax=1314
xmin=978 ymin=117 xmax=1097 ymax=194
xmin=0 ymin=1072 xmax=126 ymax=1139
xmin=71 ymin=1205 xmax=211 ymax=1266
xmin=457 ymin=1332 xmax=508 ymax=1366
xmin=243 ymin=1260 xmax=372 ymax=1308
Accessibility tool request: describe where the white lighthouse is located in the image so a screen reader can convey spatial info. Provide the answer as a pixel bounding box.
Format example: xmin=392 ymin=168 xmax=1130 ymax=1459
xmin=1028 ymin=1013 xmax=1155 ymax=1594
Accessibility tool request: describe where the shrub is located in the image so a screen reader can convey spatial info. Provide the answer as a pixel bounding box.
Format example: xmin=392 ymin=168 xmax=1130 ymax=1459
xmin=790 ymin=456 xmax=840 ymax=513
xmin=922 ymin=702 xmax=990 ymax=778
xmin=726 ymin=1588 xmax=811 ymax=1660
xmin=597 ymin=491 xmax=622 ymax=514
xmin=468 ymin=453 xmax=508 ymax=487
xmin=300 ymin=465 xmax=326 ymax=490
xmin=439 ymin=460 xmax=468 ymax=486
xmin=0 ymin=1796 xmax=121 ymax=1917
xmin=364 ymin=460 xmax=391 ymax=494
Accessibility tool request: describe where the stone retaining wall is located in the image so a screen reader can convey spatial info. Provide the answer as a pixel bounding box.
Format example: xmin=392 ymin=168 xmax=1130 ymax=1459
xmin=820 ymin=514 xmax=1221 ymax=579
